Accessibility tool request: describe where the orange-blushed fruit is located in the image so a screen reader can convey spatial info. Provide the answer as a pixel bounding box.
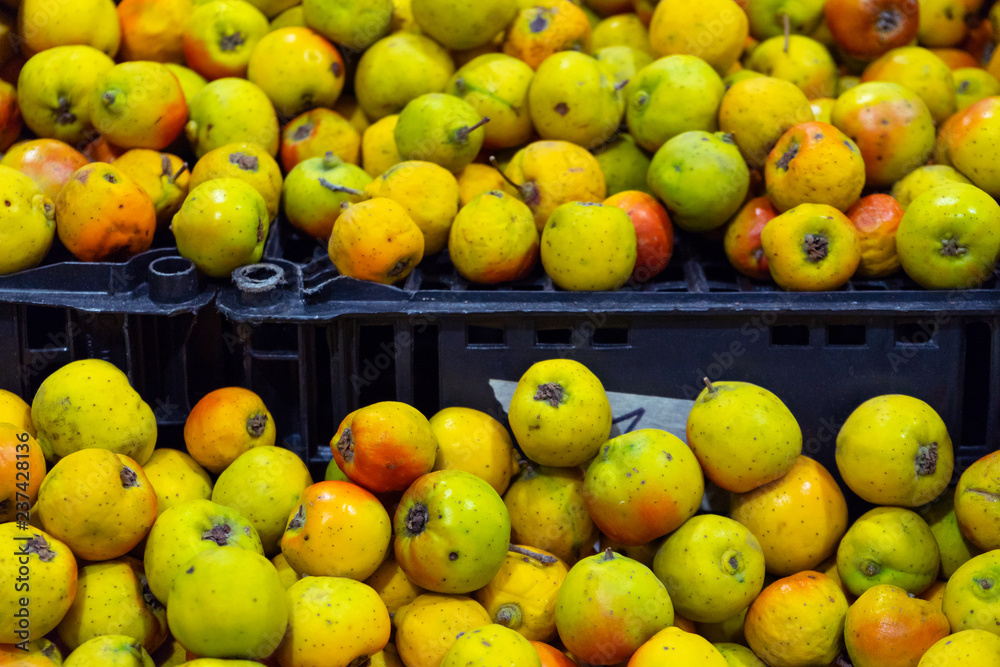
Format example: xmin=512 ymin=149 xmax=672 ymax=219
xmin=844 ymin=583 xmax=952 ymax=667
xmin=744 ymin=570 xmax=850 ymax=667
xmin=183 ymin=387 xmax=276 ymax=475
xmin=0 ymin=80 xmax=20 ymax=152
xmin=116 ymin=0 xmax=191 ymax=64
xmin=54 ymin=163 xmax=156 ymax=262
xmin=331 ymin=401 xmax=438 ymax=494
xmin=846 ymin=193 xmax=904 ymax=278
xmin=112 ymin=149 xmax=190 ymax=228
xmin=503 ymin=0 xmax=592 ymax=70
xmin=280 ymin=107 xmax=361 ymax=171
xmin=188 ymin=141 xmax=283 ymax=220
xmin=724 ymin=196 xmax=778 ymax=281
xmin=531 ymin=640 xmax=577 ymax=666
xmin=280 ymin=480 xmax=392 ymax=580
xmin=603 ymin=190 xmax=673 ymax=283
xmin=761 ymin=203 xmax=862 ymax=291
xmin=90 ymin=61 xmax=189 ymax=150
xmin=0 ymin=423 xmax=46 ymax=522
xmin=931 ymin=48 xmax=980 ymax=70
xmin=0 ymin=139 xmax=90 ymax=202
xmin=328 ymin=198 xmax=425 ymax=285
xmin=730 ymin=455 xmax=849 ymax=576
xmin=824 ymin=0 xmax=920 ymax=60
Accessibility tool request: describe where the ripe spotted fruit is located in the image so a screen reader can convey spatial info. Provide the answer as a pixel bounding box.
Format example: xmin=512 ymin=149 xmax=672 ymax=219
xmin=584 ymin=429 xmax=703 ymax=546
xmin=167 ymin=547 xmax=288 ymax=659
xmin=760 ymin=203 xmax=862 ymax=292
xmin=56 ymin=556 xmax=168 ymax=653
xmin=0 ymin=165 xmax=55 ymax=275
xmin=116 ymin=0 xmax=191 ymax=63
xmin=280 ymin=480 xmax=391 ymax=580
xmin=282 ymin=152 xmax=371 ymax=240
xmin=837 ymin=506 xmax=940 ymax=597
xmin=862 ymin=46 xmax=958 ymax=124
xmin=112 ymin=150 xmax=191 ymax=229
xmin=143 ymin=498 xmax=264 ymax=604
xmin=0 ymin=524 xmax=77 ymax=644
xmin=685 ymin=379 xmax=801 ymax=493
xmin=649 ymin=0 xmax=748 ymax=74
xmin=503 ymin=140 xmax=607 ymax=231
xmin=183 ymin=0 xmax=269 ymax=81
xmin=393 ymin=593 xmax=492 ymax=667
xmin=184 ymin=387 xmax=276 ymax=475
xmin=540 ymin=202 xmax=638 ymax=291
xmin=63 ymin=635 xmax=153 ymax=667
xmin=394 ymin=93 xmax=489 ymax=173
xmin=743 ymin=35 xmax=838 ymax=100
xmin=189 ymin=142 xmax=283 ymax=221
xmin=331 ymin=402 xmax=438 ymax=494
xmin=744 ymin=0 xmax=828 ymax=40
xmin=556 ymin=548 xmax=674 ymax=665
xmin=275 ymin=576 xmax=391 ymax=667
xmin=744 ymin=571 xmax=849 ymax=667
xmin=394 ymin=469 xmax=511 ymax=594
xmin=918 ymin=630 xmax=1000 ymax=667
xmin=90 ymin=61 xmax=188 ymax=150
xmin=648 ymin=131 xmax=750 ymax=233
xmin=954 ymin=449 xmax=1000 ymax=551
xmin=281 ymin=108 xmax=362 ymax=171
xmin=141 ymin=448 xmax=213 ymax=517
xmin=246 ymin=27 xmax=345 ymax=120
xmin=836 ymin=394 xmax=955 ymax=506
xmin=212 ymin=446 xmax=313 ymax=557
xmin=942 ymin=550 xmax=1000 ymax=636
xmin=30 ymin=358 xmax=157 ymax=464
xmin=764 ymin=122 xmax=866 ymax=213
xmin=364 ymin=160 xmax=460 ymax=256
xmin=440 ymin=624 xmax=542 ymax=667
xmin=429 ymin=406 xmax=520 ymax=496
xmin=448 ymin=190 xmax=540 ymax=285
xmin=171 ymin=178 xmax=271 ymax=278
xmin=629 ymin=627 xmax=729 ymax=667
xmin=475 ymin=545 xmax=568 ymax=642
xmin=16 ymin=45 xmax=115 ymax=146
xmin=946 ymin=97 xmax=1000 ymax=198
xmin=503 ymin=1 xmax=592 ymax=70
xmin=185 ymin=77 xmax=280 ymax=158
xmin=328 ymin=198 xmax=425 ymax=284
xmin=891 ymin=165 xmax=973 ymax=211
xmin=353 ymin=33 xmax=455 ymax=121
xmin=55 ymin=163 xmax=156 ymax=263
xmin=508 ymin=359 xmax=612 ymax=468
xmin=824 ymin=0 xmax=920 ymax=60
xmin=603 ymin=190 xmax=673 ymax=283
xmin=410 ymin=0 xmax=516 ymax=50
xmin=0 ymin=424 xmax=45 ymax=523
xmin=504 ymin=465 xmax=598 ymax=566
xmin=846 ymin=193 xmax=904 ymax=279
xmin=0 ymin=139 xmax=89 ymax=203
xmin=652 ymin=514 xmax=766 ymax=624
xmin=446 ymin=54 xmax=535 ymax=150
xmin=724 ymin=196 xmax=777 ymax=281
xmin=718 ymin=76 xmax=814 ymax=170
xmin=730 ymin=455 xmax=849 ymax=576
xmin=36 ymin=449 xmax=157 ymax=561
xmin=844 ymin=584 xmax=951 ymax=667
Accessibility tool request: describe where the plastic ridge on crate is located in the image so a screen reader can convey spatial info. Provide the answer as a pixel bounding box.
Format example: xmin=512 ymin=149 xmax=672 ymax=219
xmin=0 ymin=248 xmax=215 ymax=314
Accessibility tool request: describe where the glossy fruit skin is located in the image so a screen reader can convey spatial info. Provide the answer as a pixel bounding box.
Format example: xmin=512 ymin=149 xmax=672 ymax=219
xmin=896 ymin=182 xmax=1000 ymax=290
xmin=731 ymin=455 xmax=849 ymax=576
xmin=0 ymin=165 xmax=55 ymax=275
xmin=861 ymin=46 xmax=958 ymax=124
xmin=89 ymin=61 xmax=188 ymax=150
xmin=503 ymin=1 xmax=593 ymax=71
xmin=280 ymin=480 xmax=391 ymax=580
xmin=948 ymin=97 xmax=1000 ymax=198
xmin=954 ymin=449 xmax=1000 ymax=552
xmin=0 ymin=139 xmax=89 ymax=202
xmin=328 ymin=198 xmax=425 ymax=284
xmin=541 ymin=202 xmax=638 ymax=291
xmin=765 ymin=122 xmax=866 ymax=213
xmin=475 ymin=546 xmax=568 ymax=642
xmin=448 ymin=190 xmax=540 ymax=285
xmin=246 ymin=27 xmax=345 ymax=119
xmin=718 ymin=76 xmax=814 ymax=170
xmin=844 ymin=584 xmax=952 ymax=667
xmin=603 ymin=190 xmax=674 ymax=283
xmin=556 ymin=549 xmax=674 ymax=665
xmin=628 ymin=627 xmax=729 ymax=667
xmin=846 ymin=193 xmax=904 ymax=278
xmin=942 ymin=550 xmax=1000 ymax=636
xmin=394 ymin=470 xmax=511 ymax=594
xmin=824 ymin=0 xmax=920 ymax=60
xmin=182 ymin=0 xmax=269 ymax=81
xmin=183 ymin=386 xmax=275 ymax=475
xmin=282 ymin=152 xmax=370 ymax=240
xmin=760 ymin=203 xmax=862 ymax=292
xmin=724 ymin=196 xmax=776 ymax=281
xmin=918 ymin=629 xmax=1000 ymax=667
xmin=280 ymin=108 xmax=361 ymax=171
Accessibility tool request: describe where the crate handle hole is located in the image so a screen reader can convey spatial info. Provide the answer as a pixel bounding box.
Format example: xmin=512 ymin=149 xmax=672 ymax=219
xmin=233 ymin=263 xmax=285 ymax=295
xmin=148 ymin=256 xmax=198 ymax=303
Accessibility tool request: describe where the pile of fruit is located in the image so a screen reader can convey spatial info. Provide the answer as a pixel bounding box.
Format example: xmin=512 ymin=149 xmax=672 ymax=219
xmin=2 ymin=356 xmax=1000 ymax=666
xmin=3 ymin=0 xmax=1000 ymax=291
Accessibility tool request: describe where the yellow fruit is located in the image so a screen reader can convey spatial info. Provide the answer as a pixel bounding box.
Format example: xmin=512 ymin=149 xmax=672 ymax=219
xmin=429 ymin=407 xmax=519 ymax=495
xmin=393 ymin=593 xmax=492 ymax=667
xmin=474 ymin=545 xmax=568 ymax=641
xmin=364 ymin=161 xmax=460 ymax=255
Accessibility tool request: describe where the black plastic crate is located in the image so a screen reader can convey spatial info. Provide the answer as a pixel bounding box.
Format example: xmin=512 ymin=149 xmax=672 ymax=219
xmin=0 ymin=249 xmax=220 ymax=445
xmin=214 ymin=232 xmax=1000 ymax=498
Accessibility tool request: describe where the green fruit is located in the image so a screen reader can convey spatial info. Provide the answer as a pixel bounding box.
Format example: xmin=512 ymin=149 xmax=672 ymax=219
xmin=891 ymin=165 xmax=973 ymax=211
xmin=394 ymin=93 xmax=487 ymax=173
xmin=745 ymin=0 xmax=826 ymax=40
xmin=171 ymin=178 xmax=270 ymax=278
xmin=528 ymin=51 xmax=623 ymax=150
xmin=411 ymin=0 xmax=517 ymax=50
xmin=591 ymin=132 xmax=652 ymax=196
xmin=439 ymin=624 xmax=542 ymax=667
xmin=446 ymin=54 xmax=535 ymax=150
xmin=540 ymin=201 xmax=637 ymax=291
xmin=943 ymin=550 xmax=1000 ymax=636
xmin=954 ymin=67 xmax=1000 ymax=112
xmin=143 ymin=498 xmax=264 ymax=604
xmin=185 ymin=78 xmax=279 ymax=158
xmin=837 ymin=506 xmax=940 ymax=597
xmin=30 ymin=358 xmax=156 ymax=464
xmin=555 ymin=548 xmax=674 ymax=665
xmin=281 ymin=151 xmax=371 ymax=240
xmin=594 ymin=45 xmax=654 ymax=91
xmin=301 ymin=0 xmax=392 ymax=50
xmin=64 ymin=635 xmax=153 ymax=667
xmin=212 ymin=446 xmax=313 ymax=557
xmin=625 ymin=54 xmax=725 ymax=152
xmin=919 ymin=490 xmax=983 ymax=582
xmin=354 ymin=33 xmax=455 ymax=121
xmin=896 ymin=182 xmax=1000 ymax=290
xmin=647 ymin=130 xmax=749 ymax=232
xmin=744 ymin=35 xmax=837 ymax=99
xmin=167 ymin=547 xmax=288 ymax=659
xmin=653 ymin=514 xmax=766 ymax=623
xmin=394 ymin=470 xmax=511 ymax=594
xmin=0 ymin=165 xmax=55 ymax=275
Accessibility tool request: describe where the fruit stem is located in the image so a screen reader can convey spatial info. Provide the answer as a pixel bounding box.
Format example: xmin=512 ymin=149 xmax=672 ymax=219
xmin=173 ymin=162 xmax=189 ymax=181
xmin=247 ymin=412 xmax=268 ymax=438
xmin=454 ymin=116 xmax=491 ymax=144
xmin=782 ymin=13 xmax=790 ymax=54
xmin=704 ymin=377 xmax=716 ymax=393
xmin=319 ymin=177 xmax=362 ymax=196
xmin=601 ymin=547 xmax=615 ymax=561
xmin=120 ymin=465 xmax=138 ymax=488
xmin=509 ymin=544 xmax=559 ymax=564
xmin=323 ymin=150 xmax=343 ymax=171
xmin=614 ymin=79 xmax=630 ymax=92
xmin=488 ymin=155 xmax=540 ymax=207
